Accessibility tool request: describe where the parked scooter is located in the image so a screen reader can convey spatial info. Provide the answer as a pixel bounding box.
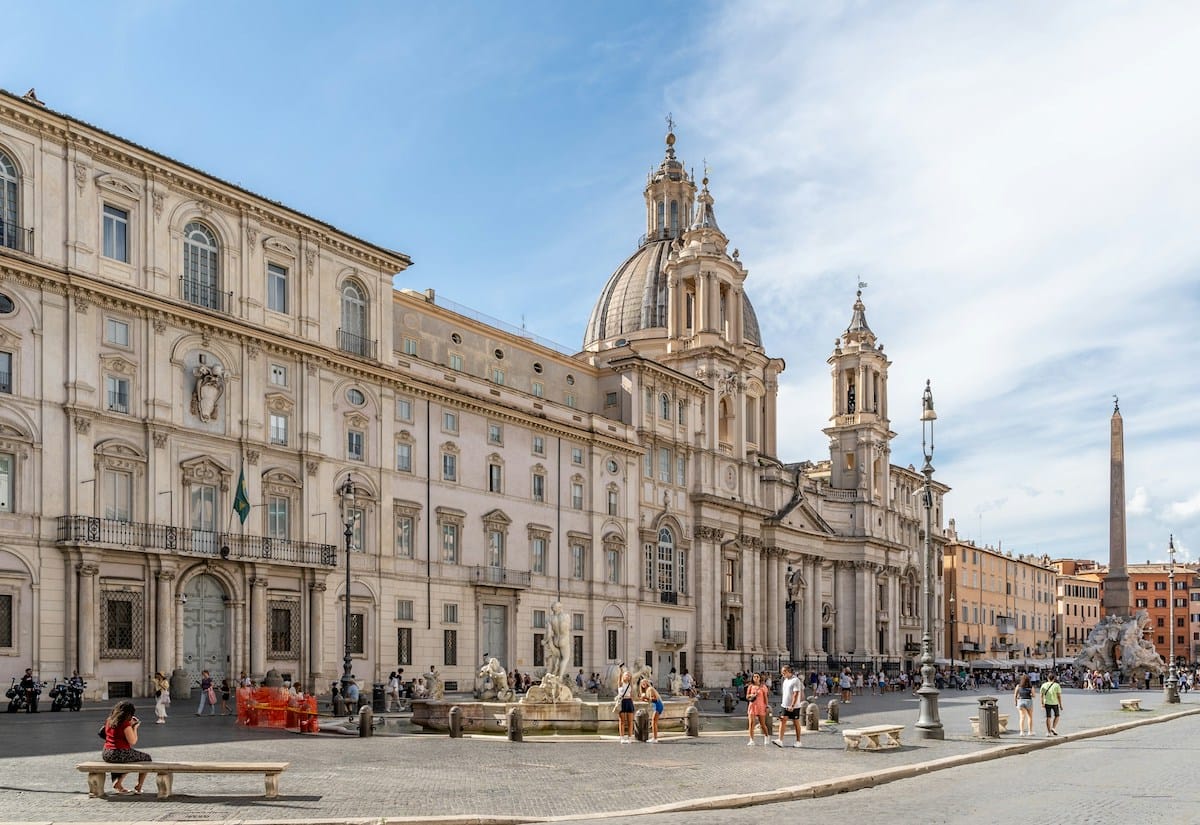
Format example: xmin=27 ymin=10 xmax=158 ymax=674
xmin=47 ymin=678 xmax=82 ymax=711
xmin=5 ymin=677 xmax=29 ymax=713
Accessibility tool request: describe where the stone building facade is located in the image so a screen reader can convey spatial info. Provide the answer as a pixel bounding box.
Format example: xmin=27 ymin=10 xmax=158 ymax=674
xmin=0 ymin=90 xmax=948 ymax=699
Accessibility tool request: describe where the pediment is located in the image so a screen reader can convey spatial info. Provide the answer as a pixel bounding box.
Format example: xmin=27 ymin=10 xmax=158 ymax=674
xmin=481 ymin=508 xmax=511 ymax=526
xmin=96 ymin=173 xmax=140 ymax=198
xmin=180 ymin=455 xmax=232 ymax=490
xmin=265 ymin=393 xmax=294 ymax=413
xmin=262 ymin=236 xmax=297 ymax=256
xmin=0 ymin=325 xmax=21 ymax=348
xmin=100 ymin=354 xmax=137 ymax=375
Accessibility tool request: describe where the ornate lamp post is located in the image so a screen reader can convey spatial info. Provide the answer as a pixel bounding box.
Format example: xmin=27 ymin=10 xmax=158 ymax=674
xmin=1164 ymin=534 xmax=1179 ymax=703
xmin=339 ymin=475 xmax=357 ymax=697
xmin=915 ymin=380 xmax=943 ymax=739
xmin=949 ymin=595 xmax=956 ymax=689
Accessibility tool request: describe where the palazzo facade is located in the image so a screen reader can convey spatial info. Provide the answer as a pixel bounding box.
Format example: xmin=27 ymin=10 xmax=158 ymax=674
xmin=0 ymin=90 xmax=947 ymax=699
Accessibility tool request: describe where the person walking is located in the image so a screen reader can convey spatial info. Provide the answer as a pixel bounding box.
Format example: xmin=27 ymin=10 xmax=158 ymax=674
xmin=773 ymin=665 xmax=804 ymax=748
xmin=746 ymin=672 xmax=770 ymax=746
xmin=152 ymin=671 xmax=170 ymax=724
xmin=387 ymin=671 xmax=402 ymax=711
xmin=639 ymin=678 xmax=663 ymax=743
xmin=1013 ymin=673 xmax=1034 ymax=736
xmin=101 ymin=700 xmax=150 ymax=794
xmin=615 ymin=670 xmax=635 ymax=743
xmin=1039 ymin=672 xmax=1063 ymax=736
xmin=195 ymin=670 xmax=216 ymax=716
xmin=219 ymin=678 xmax=232 ymax=715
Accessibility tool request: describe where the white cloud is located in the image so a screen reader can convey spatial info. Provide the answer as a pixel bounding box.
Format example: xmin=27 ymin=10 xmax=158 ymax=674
xmin=670 ymin=1 xmax=1200 ymax=562
xmin=1128 ymin=487 xmax=1150 ymax=517
xmin=1163 ymin=491 xmax=1200 ymax=524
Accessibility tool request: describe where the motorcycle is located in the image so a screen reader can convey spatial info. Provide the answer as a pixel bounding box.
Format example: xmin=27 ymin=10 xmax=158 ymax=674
xmin=5 ymin=678 xmax=28 ymax=713
xmin=66 ymin=679 xmax=85 ymax=711
xmin=48 ymin=679 xmax=76 ymax=711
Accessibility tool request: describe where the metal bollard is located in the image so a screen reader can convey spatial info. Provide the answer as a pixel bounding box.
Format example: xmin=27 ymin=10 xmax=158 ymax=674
xmin=826 ymin=699 xmax=839 ymax=723
xmin=507 ymin=706 xmax=524 ymax=742
xmin=358 ymin=705 xmax=373 ymax=737
xmin=448 ymin=705 xmax=463 ymax=739
xmin=634 ymin=708 xmax=649 ymax=742
xmin=685 ymin=705 xmax=700 ymax=737
xmin=805 ymin=703 xmax=820 ymax=731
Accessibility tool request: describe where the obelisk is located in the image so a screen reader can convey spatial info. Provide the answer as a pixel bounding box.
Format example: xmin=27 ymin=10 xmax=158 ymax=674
xmin=1104 ymin=397 xmax=1130 ymax=616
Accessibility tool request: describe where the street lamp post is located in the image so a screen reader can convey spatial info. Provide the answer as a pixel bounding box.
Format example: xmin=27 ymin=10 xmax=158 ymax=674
xmin=1164 ymin=534 xmax=1179 ymax=703
xmin=915 ymin=379 xmax=943 ymax=739
xmin=339 ymin=475 xmax=357 ymax=700
xmin=949 ymin=595 xmax=956 ymax=689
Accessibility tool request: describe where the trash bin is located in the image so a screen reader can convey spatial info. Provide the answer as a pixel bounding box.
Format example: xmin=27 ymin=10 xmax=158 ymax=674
xmin=978 ymin=696 xmax=1000 ymax=738
xmin=372 ymin=683 xmax=386 ymax=713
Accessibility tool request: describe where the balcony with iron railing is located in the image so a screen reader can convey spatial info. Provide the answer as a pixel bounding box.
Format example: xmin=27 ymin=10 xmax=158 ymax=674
xmin=1 ymin=223 xmax=33 ymax=254
xmin=637 ymin=226 xmax=684 ymax=247
xmin=338 ymin=328 xmax=377 ymax=359
xmin=57 ymin=515 xmax=337 ymax=568
xmin=657 ymin=629 xmax=687 ymax=645
xmin=0 ymin=370 xmax=10 ymax=394
xmin=180 ymin=277 xmax=232 ymax=313
xmin=469 ymin=565 xmax=531 ymax=589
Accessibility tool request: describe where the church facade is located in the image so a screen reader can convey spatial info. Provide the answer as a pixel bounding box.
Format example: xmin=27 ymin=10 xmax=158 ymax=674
xmin=0 ymin=89 xmax=946 ymax=699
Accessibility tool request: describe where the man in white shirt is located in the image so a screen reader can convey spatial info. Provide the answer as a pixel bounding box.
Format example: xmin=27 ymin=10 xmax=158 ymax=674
xmin=773 ymin=665 xmax=804 ymax=748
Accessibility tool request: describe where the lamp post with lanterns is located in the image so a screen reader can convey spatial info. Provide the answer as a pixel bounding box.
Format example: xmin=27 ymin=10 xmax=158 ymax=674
xmin=339 ymin=475 xmax=357 ymax=697
xmin=949 ymin=595 xmax=957 ymax=689
xmin=915 ymin=380 xmax=944 ymax=739
xmin=1164 ymin=534 xmax=1179 ymax=704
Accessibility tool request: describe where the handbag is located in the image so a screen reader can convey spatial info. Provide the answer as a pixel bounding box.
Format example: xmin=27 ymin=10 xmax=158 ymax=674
xmin=206 ymin=686 xmax=217 ymax=704
xmin=97 ymin=725 xmax=107 ymax=740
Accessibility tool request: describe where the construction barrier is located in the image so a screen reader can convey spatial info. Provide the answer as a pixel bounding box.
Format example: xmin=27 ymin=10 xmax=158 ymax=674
xmin=236 ymin=686 xmax=319 ymax=733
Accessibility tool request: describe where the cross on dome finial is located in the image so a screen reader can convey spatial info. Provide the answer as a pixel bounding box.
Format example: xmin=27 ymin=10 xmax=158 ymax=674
xmin=666 ymin=112 xmax=675 ymax=133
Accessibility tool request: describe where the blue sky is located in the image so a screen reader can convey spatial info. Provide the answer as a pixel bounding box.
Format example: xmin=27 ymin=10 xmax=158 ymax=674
xmin=7 ymin=1 xmax=1199 ymax=564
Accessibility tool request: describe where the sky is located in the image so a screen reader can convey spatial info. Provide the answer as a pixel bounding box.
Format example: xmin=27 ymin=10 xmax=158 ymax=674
xmin=5 ymin=1 xmax=1198 ymax=564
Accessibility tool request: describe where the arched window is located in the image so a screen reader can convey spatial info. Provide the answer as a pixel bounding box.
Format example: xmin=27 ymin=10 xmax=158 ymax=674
xmin=182 ymin=222 xmax=220 ymax=309
xmin=659 ymin=393 xmax=671 ymax=421
xmin=718 ymin=398 xmax=733 ymax=446
xmin=656 ymin=527 xmax=675 ymax=594
xmin=1 ymin=150 xmax=20 ymax=250
xmin=656 ymin=200 xmax=665 ymax=235
xmin=340 ymin=281 xmax=371 ymax=356
xmin=669 ymin=200 xmax=679 ymax=234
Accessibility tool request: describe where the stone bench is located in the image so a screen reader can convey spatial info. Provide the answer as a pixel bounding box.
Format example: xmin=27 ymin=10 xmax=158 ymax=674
xmin=842 ymin=723 xmax=904 ymax=750
xmin=968 ymin=714 xmax=1010 ymax=735
xmin=1120 ymin=698 xmax=1142 ymax=711
xmin=77 ymin=760 xmax=289 ymax=800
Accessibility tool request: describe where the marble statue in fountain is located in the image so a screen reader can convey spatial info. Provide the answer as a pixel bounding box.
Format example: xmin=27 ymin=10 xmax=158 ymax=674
xmin=522 ymin=601 xmax=579 ymax=704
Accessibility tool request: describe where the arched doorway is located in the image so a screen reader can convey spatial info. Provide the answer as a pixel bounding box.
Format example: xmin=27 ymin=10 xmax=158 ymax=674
xmin=182 ymin=573 xmax=229 ymax=686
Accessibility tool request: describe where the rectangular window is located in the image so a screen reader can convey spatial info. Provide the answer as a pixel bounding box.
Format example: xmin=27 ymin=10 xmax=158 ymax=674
xmin=532 ymin=381 xmax=544 ymax=398
xmin=571 ymin=447 xmax=584 ymax=465
xmin=346 ymin=506 xmax=365 ymax=552
xmin=396 ymin=599 xmax=414 ymax=621
xmin=607 ymin=488 xmax=618 ymax=516
xmin=565 ymin=394 xmax=577 ymax=408
xmin=104 ymin=596 xmax=135 ymax=654
xmin=449 ymin=353 xmax=464 ymax=371
xmin=1155 ymin=581 xmax=1167 ymax=590
xmin=105 ymin=375 xmax=130 ymax=413
xmin=605 ymin=391 xmax=618 ymax=406
xmin=0 ymin=453 xmax=12 ymax=512
xmin=404 ymin=338 xmax=418 ymax=356
xmin=396 ymin=397 xmax=413 ymax=421
xmin=442 ymin=523 xmax=459 ymax=563
xmin=0 ymin=351 xmax=9 ymax=394
xmin=533 ymin=633 xmax=545 ymax=666
xmin=533 ymin=609 xmax=547 ymax=628
xmin=532 ymin=436 xmax=545 ymax=456
xmin=267 ymin=263 xmax=288 ymax=313
xmin=607 ymin=628 xmax=618 ymax=661
xmin=105 ymin=318 xmax=130 ymax=346
xmin=397 ymin=627 xmax=412 ymax=666
xmin=1136 ymin=581 xmax=1147 ymax=590
xmin=102 ymin=204 xmax=129 ymax=262
xmin=442 ymin=453 xmax=457 ymax=482
xmin=572 ymin=635 xmax=584 ymax=668
xmin=269 ymin=363 xmax=288 ymax=386
xmin=267 ymin=495 xmax=289 ymax=539
xmin=676 ymin=455 xmax=686 ymax=486
xmin=269 ymin=413 xmax=289 ymax=445
xmin=606 ymin=548 xmax=620 ymax=583
xmin=0 ymin=593 xmax=11 ymax=647
xmin=532 ymin=472 xmax=545 ymax=503
xmin=488 ymin=423 xmax=503 ymax=445
xmin=572 ymin=544 xmax=586 ymax=579
xmin=572 ymin=612 xmax=584 ymax=631
xmin=1155 ymin=598 xmax=1167 ymax=608
xmin=571 ymin=482 xmax=584 ymax=510
xmin=396 ymin=442 xmax=412 ymax=473
xmin=488 ymin=463 xmax=503 ymax=493
xmin=104 ymin=470 xmax=133 ymax=522
xmin=443 ymin=629 xmax=457 ymax=665
xmin=487 ymin=530 xmax=505 ymax=568
xmin=347 ymin=430 xmax=365 ymax=461
xmin=531 ymin=537 xmax=546 ymax=574
xmin=443 ymin=603 xmax=459 ymax=624
xmin=658 ymin=447 xmax=670 ymax=482
xmin=269 ymin=605 xmax=294 ymax=655
xmin=349 ymin=613 xmax=365 ymax=655
xmin=491 ymin=368 xmax=505 ymax=385
xmin=395 ymin=515 xmax=413 ymax=558
xmin=644 ymin=451 xmax=653 ymax=478
xmin=443 ymin=411 xmax=458 ymax=433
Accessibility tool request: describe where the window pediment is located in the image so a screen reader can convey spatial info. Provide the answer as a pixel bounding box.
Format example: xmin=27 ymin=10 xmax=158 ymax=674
xmin=100 ymin=354 xmax=137 ymax=375
xmin=395 ymin=430 xmax=414 ymax=444
xmin=393 ymin=499 xmax=422 ymax=518
xmin=94 ymin=439 xmax=146 ymax=472
xmin=481 ymin=508 xmax=511 ymax=528
xmin=441 ymin=441 xmax=459 ymax=454
xmin=487 ymin=452 xmax=503 ymax=465
xmin=527 ymin=523 xmax=552 ymax=538
xmin=181 ymin=455 xmax=232 ymax=490
xmin=96 ymin=174 xmax=139 ymax=199
xmin=346 ymin=412 xmax=368 ymax=429
xmin=262 ymin=236 xmax=297 ymax=256
xmin=262 ymin=469 xmax=300 ymax=496
xmin=265 ymin=393 xmax=294 ymax=413
xmin=435 ymin=506 xmax=465 ymax=524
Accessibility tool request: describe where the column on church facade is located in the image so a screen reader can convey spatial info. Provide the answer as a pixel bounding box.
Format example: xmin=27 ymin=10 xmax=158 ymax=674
xmin=230 ymin=596 xmax=246 ymax=681
xmin=309 ymin=582 xmax=326 ymax=688
xmin=77 ymin=562 xmax=99 ymax=677
xmin=808 ymin=557 xmax=822 ymax=656
xmin=155 ymin=571 xmax=175 ymax=673
xmin=666 ymin=274 xmax=678 ymax=338
xmin=888 ymin=571 xmax=901 ymax=658
xmin=250 ymin=577 xmax=268 ymax=678
xmin=765 ymin=549 xmax=778 ymax=652
xmin=856 ymin=563 xmax=873 ymax=655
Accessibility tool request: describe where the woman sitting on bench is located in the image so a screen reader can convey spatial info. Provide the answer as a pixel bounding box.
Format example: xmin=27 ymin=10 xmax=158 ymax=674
xmin=101 ymin=700 xmax=152 ymax=794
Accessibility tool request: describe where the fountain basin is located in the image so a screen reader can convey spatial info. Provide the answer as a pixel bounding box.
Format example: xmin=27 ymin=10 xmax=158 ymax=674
xmin=410 ymin=697 xmax=696 ymax=734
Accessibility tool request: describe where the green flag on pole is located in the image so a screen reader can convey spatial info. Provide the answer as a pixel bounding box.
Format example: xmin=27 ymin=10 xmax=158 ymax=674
xmin=233 ymin=466 xmax=250 ymax=525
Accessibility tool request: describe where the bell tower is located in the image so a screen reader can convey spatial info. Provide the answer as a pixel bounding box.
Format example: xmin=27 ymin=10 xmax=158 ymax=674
xmin=824 ymin=290 xmax=894 ymax=499
xmin=643 ymin=123 xmax=696 ymax=246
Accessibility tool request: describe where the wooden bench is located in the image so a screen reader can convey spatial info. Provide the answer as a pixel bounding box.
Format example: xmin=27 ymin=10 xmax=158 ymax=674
xmin=1120 ymin=698 xmax=1142 ymax=711
xmin=842 ymin=724 xmax=904 ymax=750
xmin=77 ymin=761 xmax=289 ymax=800
xmin=968 ymin=714 xmax=1010 ymax=735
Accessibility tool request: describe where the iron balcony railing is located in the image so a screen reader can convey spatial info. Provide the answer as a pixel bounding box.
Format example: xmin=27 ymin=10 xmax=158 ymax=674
xmin=57 ymin=515 xmax=337 ymax=567
xmin=180 ymin=277 xmax=232 ymax=313
xmin=0 ymin=223 xmax=33 ymax=254
xmin=637 ymin=226 xmax=684 ymax=247
xmin=337 ymin=328 xmax=377 ymax=359
xmin=659 ymin=590 xmax=679 ymax=605
xmin=0 ymin=370 xmax=10 ymax=394
xmin=469 ymin=565 xmax=531 ymax=588
xmin=658 ymin=629 xmax=687 ymax=644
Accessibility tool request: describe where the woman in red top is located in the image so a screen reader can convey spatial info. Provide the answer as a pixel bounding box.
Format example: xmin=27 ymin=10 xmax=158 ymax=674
xmin=101 ymin=701 xmax=151 ymax=794
xmin=746 ymin=672 xmax=770 ymax=746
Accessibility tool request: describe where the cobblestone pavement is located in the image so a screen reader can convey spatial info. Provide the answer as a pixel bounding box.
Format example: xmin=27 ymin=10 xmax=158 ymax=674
xmin=0 ymin=685 xmax=1193 ymax=823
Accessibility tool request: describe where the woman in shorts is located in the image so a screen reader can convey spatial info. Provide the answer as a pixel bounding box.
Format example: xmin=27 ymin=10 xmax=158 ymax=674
xmin=615 ymin=670 xmax=636 ymax=743
xmin=1013 ymin=673 xmax=1035 ymax=736
xmin=745 ymin=672 xmax=769 ymax=746
xmin=639 ymin=678 xmax=663 ymax=744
